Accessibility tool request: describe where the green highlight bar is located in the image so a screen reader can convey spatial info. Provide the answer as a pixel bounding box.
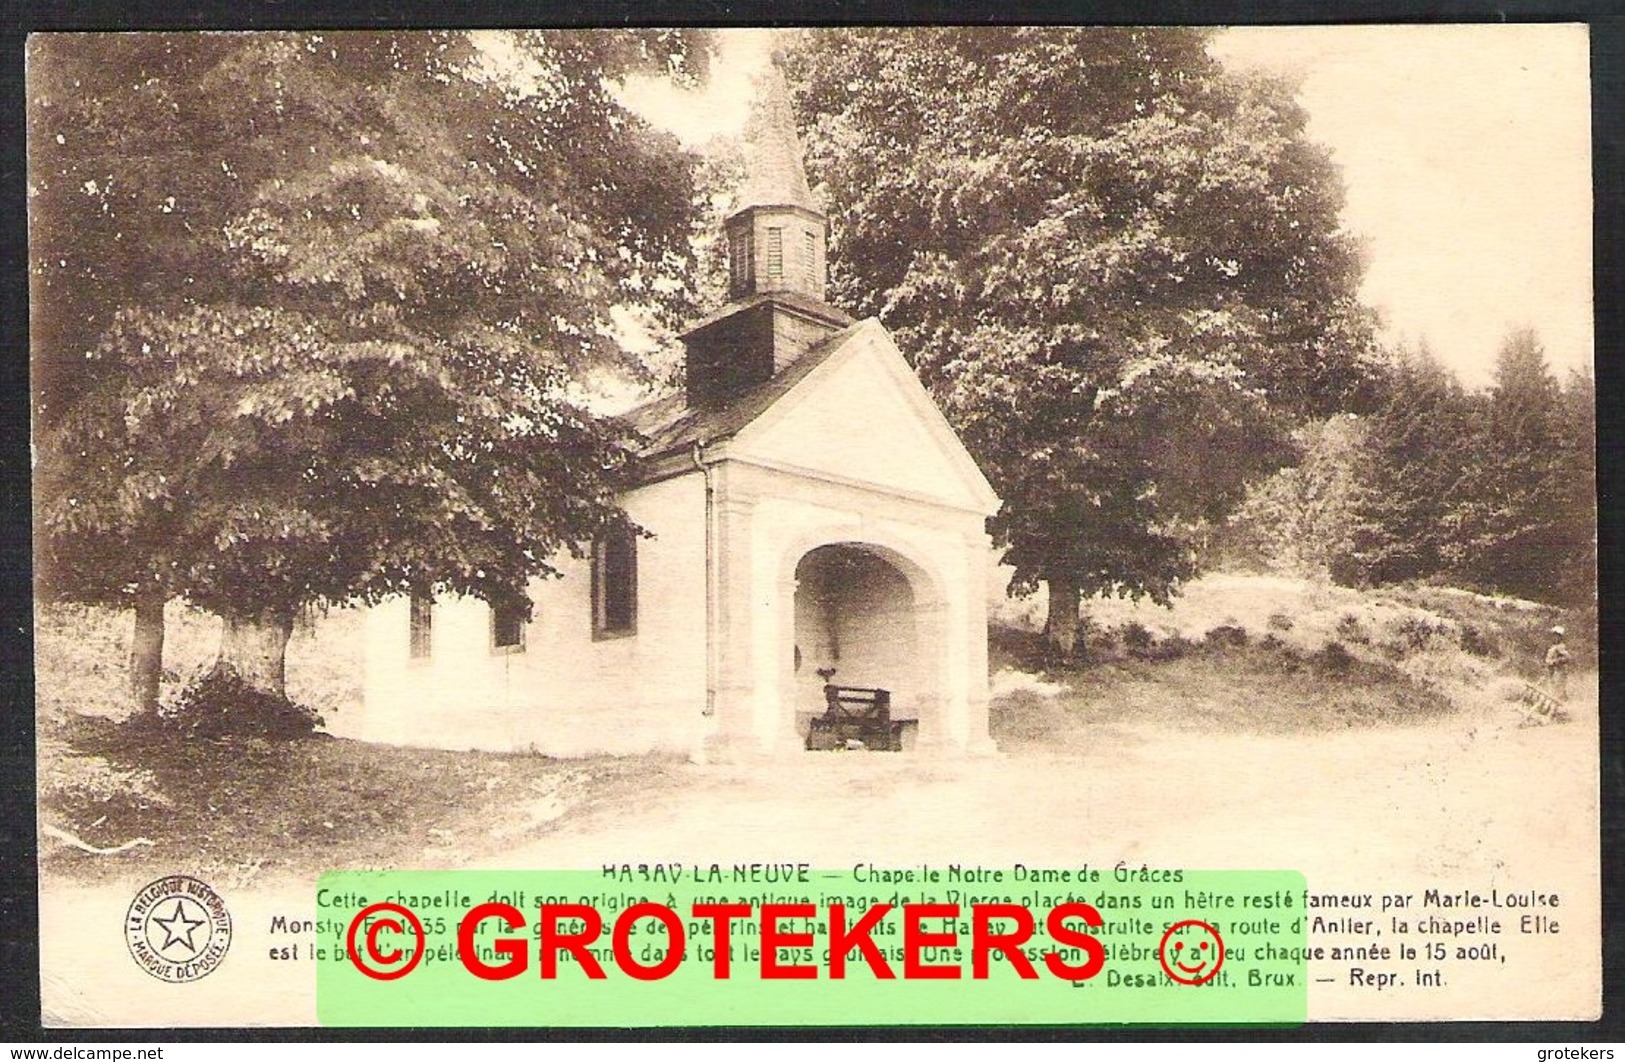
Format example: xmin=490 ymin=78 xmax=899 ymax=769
xmin=316 ymin=867 xmax=1307 ymax=1026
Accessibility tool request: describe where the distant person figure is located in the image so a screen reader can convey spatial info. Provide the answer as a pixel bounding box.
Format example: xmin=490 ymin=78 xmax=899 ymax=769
xmin=1545 ymin=626 xmax=1571 ymax=701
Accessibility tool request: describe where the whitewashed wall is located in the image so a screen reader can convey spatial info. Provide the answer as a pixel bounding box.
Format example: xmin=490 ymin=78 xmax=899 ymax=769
xmin=713 ymin=460 xmax=994 ymax=758
xmin=351 ymin=473 xmax=708 ymax=756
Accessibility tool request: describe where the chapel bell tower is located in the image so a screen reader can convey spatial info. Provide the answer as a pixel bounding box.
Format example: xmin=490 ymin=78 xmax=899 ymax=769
xmin=723 ymin=70 xmax=827 ymax=302
xmin=683 ymin=59 xmax=852 ymax=408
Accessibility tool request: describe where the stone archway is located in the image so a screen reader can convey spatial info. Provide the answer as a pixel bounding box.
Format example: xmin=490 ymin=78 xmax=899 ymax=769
xmin=783 ymin=539 xmax=949 ymax=751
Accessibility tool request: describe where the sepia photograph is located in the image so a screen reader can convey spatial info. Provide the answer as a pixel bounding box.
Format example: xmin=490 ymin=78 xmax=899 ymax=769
xmin=24 ymin=23 xmax=1601 ymax=1030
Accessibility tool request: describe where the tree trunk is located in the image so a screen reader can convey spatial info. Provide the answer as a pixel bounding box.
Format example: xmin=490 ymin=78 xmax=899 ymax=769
xmin=1044 ymin=576 xmax=1083 ymax=660
xmin=216 ymin=607 xmax=295 ymax=697
xmin=129 ymin=589 xmax=166 ymax=717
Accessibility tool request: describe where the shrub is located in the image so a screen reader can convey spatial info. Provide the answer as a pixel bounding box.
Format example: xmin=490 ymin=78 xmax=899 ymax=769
xmin=990 ymin=626 xmax=1051 ymax=672
xmin=1088 ymin=626 xmax=1118 ymax=657
xmin=1267 ymin=612 xmax=1294 ymax=632
xmin=1072 ymin=613 xmax=1103 ymax=661
xmin=158 ymin=666 xmax=323 ymax=739
xmin=1314 ymin=640 xmax=1356 ymax=675
xmin=1335 ymin=612 xmax=1368 ymax=644
xmin=1386 ymin=614 xmax=1449 ymax=653
xmin=1148 ymin=634 xmax=1194 ymax=662
xmin=1458 ymin=623 xmax=1499 ymax=658
xmin=1205 ymin=623 xmax=1249 ymax=649
xmin=1257 ymin=633 xmax=1303 ymax=672
xmin=1120 ymin=622 xmax=1154 ymax=654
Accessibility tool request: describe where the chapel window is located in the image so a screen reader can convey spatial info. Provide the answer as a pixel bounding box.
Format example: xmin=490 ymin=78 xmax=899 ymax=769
xmin=766 ymin=226 xmax=784 ymax=280
xmin=491 ymin=600 xmax=526 ymax=652
xmin=729 ymin=228 xmax=753 ymax=292
xmin=409 ymin=590 xmax=433 ymax=659
xmin=802 ymin=228 xmax=817 ymax=290
xmin=592 ymin=526 xmax=638 ymax=638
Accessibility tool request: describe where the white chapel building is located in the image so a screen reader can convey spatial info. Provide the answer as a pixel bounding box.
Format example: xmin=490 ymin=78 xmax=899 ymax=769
xmin=351 ymin=70 xmax=1001 ymax=760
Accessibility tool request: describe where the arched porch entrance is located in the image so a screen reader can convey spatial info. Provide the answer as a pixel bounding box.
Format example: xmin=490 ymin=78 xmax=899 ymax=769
xmin=788 ymin=542 xmax=944 ymax=751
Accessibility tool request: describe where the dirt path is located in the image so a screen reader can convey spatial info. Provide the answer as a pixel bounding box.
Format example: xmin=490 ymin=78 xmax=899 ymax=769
xmin=488 ymin=689 xmax=1597 ymax=885
xmin=39 ymin=681 xmax=1598 ymax=1026
xmin=478 ymin=686 xmax=1600 ymax=1022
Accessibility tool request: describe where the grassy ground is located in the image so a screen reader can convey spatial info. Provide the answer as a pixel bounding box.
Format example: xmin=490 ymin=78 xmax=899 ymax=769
xmin=40 ymin=716 xmax=680 ymax=888
xmin=988 ymin=571 xmax=1586 ymax=733
xmin=989 ymin=641 xmax=1453 ymax=753
xmin=35 ymin=573 xmax=1585 ymax=886
xmin=35 ymin=602 xmax=683 ymax=887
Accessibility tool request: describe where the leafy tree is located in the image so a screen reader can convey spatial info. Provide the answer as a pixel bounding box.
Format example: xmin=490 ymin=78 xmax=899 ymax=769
xmin=784 ymin=28 xmax=1377 ymax=654
xmin=30 ymin=31 xmax=708 ymax=707
xmin=1220 ymin=414 xmax=1367 ymax=580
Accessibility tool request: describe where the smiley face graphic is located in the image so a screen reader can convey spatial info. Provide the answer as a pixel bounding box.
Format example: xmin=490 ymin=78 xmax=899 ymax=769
xmin=1158 ymin=919 xmax=1225 ymax=985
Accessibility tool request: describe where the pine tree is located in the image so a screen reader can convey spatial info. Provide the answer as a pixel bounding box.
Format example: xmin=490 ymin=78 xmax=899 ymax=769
xmin=1328 ymin=330 xmax=1594 ymax=604
xmin=1443 ymin=328 xmax=1585 ymax=601
xmin=1346 ymin=341 xmax=1475 ymax=586
xmin=1554 ymin=367 xmax=1598 ymax=604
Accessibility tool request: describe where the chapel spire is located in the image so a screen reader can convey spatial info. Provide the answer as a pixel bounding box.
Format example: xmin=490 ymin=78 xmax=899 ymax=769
xmin=723 ymin=59 xmax=828 ymax=301
xmin=733 ymin=60 xmax=819 ymax=214
xmin=683 ymin=56 xmax=850 ymax=408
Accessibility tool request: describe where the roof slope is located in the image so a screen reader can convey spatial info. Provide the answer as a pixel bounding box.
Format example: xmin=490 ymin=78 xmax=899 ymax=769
xmin=622 ymin=320 xmax=864 ymax=460
xmin=622 ymin=318 xmax=1000 ymax=515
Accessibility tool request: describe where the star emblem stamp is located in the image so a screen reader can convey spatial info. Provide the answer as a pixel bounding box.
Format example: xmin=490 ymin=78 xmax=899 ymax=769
xmin=125 ymin=875 xmax=232 ymax=982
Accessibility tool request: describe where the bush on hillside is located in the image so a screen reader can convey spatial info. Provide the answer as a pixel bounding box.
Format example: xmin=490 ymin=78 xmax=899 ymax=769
xmin=1121 ymin=622 xmax=1154 ymax=655
xmin=152 ymin=666 xmax=323 ymax=739
xmin=1335 ymin=612 xmax=1369 ymax=644
xmin=1148 ymin=633 xmax=1195 ymax=662
xmin=1314 ymin=640 xmax=1356 ymax=675
xmin=1457 ymin=623 xmax=1498 ymax=657
xmin=1384 ymin=614 xmax=1450 ymax=654
xmin=1205 ymin=623 xmax=1249 ymax=649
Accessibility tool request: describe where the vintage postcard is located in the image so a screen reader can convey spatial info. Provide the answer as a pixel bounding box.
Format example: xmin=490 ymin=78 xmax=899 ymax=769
xmin=29 ymin=24 xmax=1598 ymax=1028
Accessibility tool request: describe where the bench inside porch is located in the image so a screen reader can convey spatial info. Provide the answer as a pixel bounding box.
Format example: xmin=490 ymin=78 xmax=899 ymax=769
xmin=805 ymin=684 xmax=913 ymax=751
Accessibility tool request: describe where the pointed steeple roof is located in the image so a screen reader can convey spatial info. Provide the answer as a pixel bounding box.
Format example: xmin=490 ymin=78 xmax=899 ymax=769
xmin=679 ymin=53 xmax=842 ymax=408
xmin=733 ymin=60 xmax=819 ymax=214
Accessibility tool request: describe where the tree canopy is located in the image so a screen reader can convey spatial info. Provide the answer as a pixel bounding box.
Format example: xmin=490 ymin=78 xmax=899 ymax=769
xmin=30 ymin=30 xmax=709 ymax=698
xmin=1221 ymin=329 xmax=1595 ymax=607
xmin=1442 ymin=328 xmax=1594 ymax=602
xmin=783 ymin=28 xmax=1379 ymax=651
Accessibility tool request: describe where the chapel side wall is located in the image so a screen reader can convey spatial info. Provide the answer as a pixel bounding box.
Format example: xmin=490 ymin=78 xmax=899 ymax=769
xmin=355 ymin=592 xmax=537 ymax=751
xmin=354 ymin=472 xmax=708 ymax=756
xmin=521 ymin=472 xmax=709 ymax=756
